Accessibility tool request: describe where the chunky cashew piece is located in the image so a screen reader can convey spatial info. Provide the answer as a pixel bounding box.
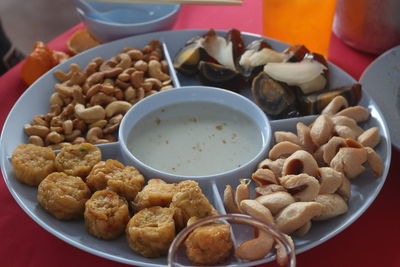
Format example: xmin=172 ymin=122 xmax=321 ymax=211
xmin=358 ymin=127 xmax=381 ymax=148
xmin=274 ymin=131 xmax=301 ymax=146
xmin=130 ymin=70 xmax=144 ymax=88
xmin=317 ymin=167 xmax=344 ymax=194
xmin=331 ymin=115 xmax=364 ymax=137
xmin=313 ymin=194 xmax=348 ymax=221
xmin=365 ymin=146 xmax=383 ymax=177
xmin=269 ymin=141 xmax=302 ymax=160
xmin=323 ymin=136 xmax=346 ymax=165
xmin=336 ymin=176 xmax=351 ymax=202
xmin=28 ymin=135 xmax=44 ymax=146
xmin=235 ymin=178 xmax=251 ymax=211
xmin=234 ymin=200 xmax=275 ymax=261
xmin=148 ymin=60 xmax=170 ymax=81
xmin=334 ymin=125 xmax=357 ymax=139
xmin=321 ymin=95 xmax=349 ymax=115
xmin=293 ymin=221 xmax=312 ymax=237
xmin=49 ymin=92 xmax=64 ymax=106
xmin=24 ymin=124 xmax=50 ymax=138
xmin=65 ymin=129 xmax=82 ymax=142
xmin=115 ymin=53 xmax=132 ymax=69
xmin=74 ymin=104 xmax=106 ymax=123
xmin=330 ymin=147 xmax=367 ymax=179
xmin=223 ymin=185 xmax=241 ymax=213
xmin=86 ymin=127 xmax=109 ymax=144
xmin=282 ymin=150 xmax=319 ymax=177
xmin=257 ymin=158 xmax=285 ymax=179
xmin=55 ymin=83 xmax=81 ymax=97
xmin=310 ymin=114 xmax=333 ymax=146
xmin=45 ymin=131 xmax=64 ymax=144
xmin=255 ymin=184 xmax=287 ymax=197
xmin=336 ymin=106 xmax=370 ymax=122
xmin=275 ymin=202 xmax=323 ymax=234
xmin=105 ymin=101 xmax=132 ymax=117
xmin=296 ymin=122 xmax=316 ymax=153
xmin=279 ymin=174 xmax=320 ymax=201
xmin=103 ymin=114 xmax=123 ymax=134
xmin=256 ymin=191 xmax=295 ymax=215
xmin=251 ymin=168 xmax=277 ymax=186
xmin=54 ymin=63 xmax=80 ymax=82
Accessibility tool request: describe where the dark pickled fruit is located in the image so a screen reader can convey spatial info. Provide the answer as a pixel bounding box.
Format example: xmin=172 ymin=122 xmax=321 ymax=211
xmin=197 ymin=61 xmax=245 ymax=91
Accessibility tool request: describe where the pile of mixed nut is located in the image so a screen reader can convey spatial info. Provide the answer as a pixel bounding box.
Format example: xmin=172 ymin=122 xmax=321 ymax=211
xmin=23 ymin=40 xmax=173 ymax=148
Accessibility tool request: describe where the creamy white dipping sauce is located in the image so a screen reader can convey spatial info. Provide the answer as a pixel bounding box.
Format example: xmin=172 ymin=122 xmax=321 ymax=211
xmin=127 ymin=101 xmax=263 ymax=176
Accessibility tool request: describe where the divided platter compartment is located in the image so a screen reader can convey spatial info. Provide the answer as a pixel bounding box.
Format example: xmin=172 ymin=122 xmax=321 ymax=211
xmin=0 ymin=30 xmax=392 ymax=267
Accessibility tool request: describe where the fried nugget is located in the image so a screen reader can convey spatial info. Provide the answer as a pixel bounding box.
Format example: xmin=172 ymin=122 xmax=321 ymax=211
xmin=86 ymin=159 xmax=145 ymax=201
xmin=55 ymin=143 xmax=101 ymax=178
xmin=84 ymin=189 xmax=130 ymax=240
xmin=131 ymin=179 xmax=176 ymax=212
xmin=171 ymin=180 xmax=218 ymax=229
xmin=38 ymin=172 xmax=91 ymax=220
xmin=185 ymin=223 xmax=233 ymax=265
xmin=126 ymin=206 xmax=175 ymax=258
xmin=12 ymin=144 xmax=55 ymax=186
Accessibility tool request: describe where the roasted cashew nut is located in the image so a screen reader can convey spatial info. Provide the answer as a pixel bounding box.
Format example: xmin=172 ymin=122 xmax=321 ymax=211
xmin=336 ymin=106 xmax=370 ymax=122
xmin=275 ymin=202 xmax=323 ymax=234
xmin=24 ymin=124 xmax=50 ymax=138
xmin=310 ymin=114 xmax=333 ymax=146
xmin=55 ymin=83 xmax=81 ymax=97
xmin=54 ymin=63 xmax=80 ymax=82
xmin=268 ymin=141 xmax=302 ymax=160
xmin=274 ymin=131 xmax=301 ymax=146
xmin=282 ymin=150 xmax=319 ymax=177
xmin=317 ymin=167 xmax=344 ymax=194
xmin=74 ymin=104 xmax=106 ymax=123
xmin=148 ymin=60 xmax=170 ymax=81
xmin=105 ymin=101 xmax=132 ymax=118
xmin=358 ymin=127 xmax=381 ymax=148
xmin=279 ymin=173 xmax=320 ymax=202
xmin=330 ymin=147 xmax=367 ymax=179
xmin=86 ymin=127 xmax=109 ymax=144
xmin=251 ymin=168 xmax=277 ymax=186
xmin=28 ymin=135 xmax=44 ymax=146
xmin=255 ymin=191 xmax=295 ymax=215
xmin=321 ymin=95 xmax=349 ymax=116
xmin=313 ymin=194 xmax=348 ymax=221
xmin=115 ymin=53 xmax=132 ymax=70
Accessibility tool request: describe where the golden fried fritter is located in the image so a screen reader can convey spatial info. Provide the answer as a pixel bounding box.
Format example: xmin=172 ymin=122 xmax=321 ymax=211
xmin=55 ymin=143 xmax=101 ymax=178
xmin=185 ymin=223 xmax=233 ymax=265
xmin=131 ymin=179 xmax=177 ymax=212
xmin=126 ymin=206 xmax=175 ymax=258
xmin=38 ymin=172 xmax=91 ymax=220
xmin=171 ymin=180 xmax=218 ymax=229
xmin=86 ymin=159 xmax=144 ymax=201
xmin=84 ymin=189 xmax=130 ymax=240
xmin=12 ymin=144 xmax=55 ymax=186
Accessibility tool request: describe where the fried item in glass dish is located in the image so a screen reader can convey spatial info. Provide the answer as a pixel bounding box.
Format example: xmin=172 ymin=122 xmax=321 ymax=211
xmin=84 ymin=189 xmax=130 ymax=240
xmin=55 ymin=143 xmax=101 ymax=178
xmin=126 ymin=206 xmax=176 ymax=258
xmin=131 ymin=179 xmax=177 ymax=212
xmin=171 ymin=180 xmax=218 ymax=229
xmin=12 ymin=144 xmax=55 ymax=186
xmin=185 ymin=222 xmax=233 ymax=266
xmin=86 ymin=159 xmax=144 ymax=201
xmin=37 ymin=172 xmax=91 ymax=220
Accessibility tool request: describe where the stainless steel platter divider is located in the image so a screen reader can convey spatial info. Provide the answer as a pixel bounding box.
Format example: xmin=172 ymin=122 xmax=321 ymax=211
xmin=0 ymin=29 xmax=392 ymax=267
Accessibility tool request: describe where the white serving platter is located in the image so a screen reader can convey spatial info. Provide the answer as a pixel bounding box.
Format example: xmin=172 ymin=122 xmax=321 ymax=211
xmin=0 ymin=29 xmax=392 ymax=266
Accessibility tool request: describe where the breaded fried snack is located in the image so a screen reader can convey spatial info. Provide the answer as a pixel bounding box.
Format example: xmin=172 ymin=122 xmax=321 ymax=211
xmin=86 ymin=159 xmax=144 ymax=201
xmin=12 ymin=144 xmax=55 ymax=186
xmin=55 ymin=143 xmax=101 ymax=178
xmin=185 ymin=223 xmax=233 ymax=265
xmin=126 ymin=206 xmax=175 ymax=258
xmin=170 ymin=180 xmax=218 ymax=229
xmin=84 ymin=189 xmax=129 ymax=240
xmin=132 ymin=179 xmax=176 ymax=212
xmin=38 ymin=172 xmax=91 ymax=220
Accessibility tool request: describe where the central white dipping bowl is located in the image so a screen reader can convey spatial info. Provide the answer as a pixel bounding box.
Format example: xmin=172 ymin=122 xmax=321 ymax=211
xmin=119 ymin=86 xmax=271 ymax=182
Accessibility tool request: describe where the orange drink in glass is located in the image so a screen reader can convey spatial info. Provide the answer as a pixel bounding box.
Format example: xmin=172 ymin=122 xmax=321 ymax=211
xmin=263 ymin=0 xmax=337 ymax=56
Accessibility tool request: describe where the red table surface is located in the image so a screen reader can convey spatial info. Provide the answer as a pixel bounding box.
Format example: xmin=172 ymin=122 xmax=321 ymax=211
xmin=1 ymin=2 xmax=399 ymax=267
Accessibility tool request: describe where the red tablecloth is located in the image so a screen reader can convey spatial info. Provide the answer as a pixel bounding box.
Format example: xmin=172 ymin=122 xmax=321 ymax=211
xmin=1 ymin=2 xmax=399 ymax=267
